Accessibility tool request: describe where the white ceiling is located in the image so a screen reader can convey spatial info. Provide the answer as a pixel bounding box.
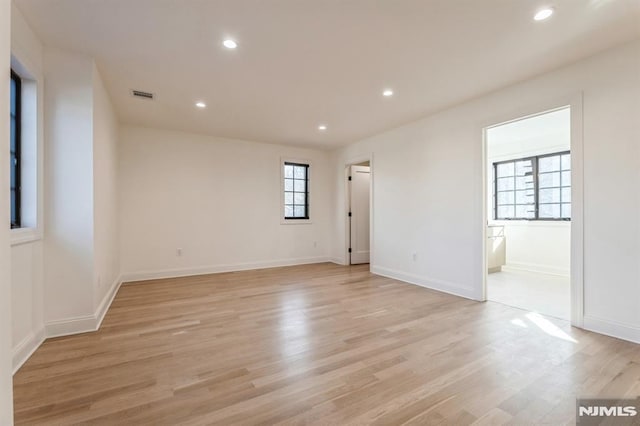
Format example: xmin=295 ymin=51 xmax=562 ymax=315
xmin=16 ymin=0 xmax=640 ymax=149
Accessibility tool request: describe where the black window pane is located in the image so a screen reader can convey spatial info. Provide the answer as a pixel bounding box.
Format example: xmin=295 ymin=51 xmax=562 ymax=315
xmin=293 ymin=179 xmax=305 ymax=192
xmin=539 ymin=155 xmax=560 ymax=173
xmin=10 ymin=70 xmax=21 ymax=228
xmin=515 ymin=160 xmax=533 ymax=176
xmin=10 ymin=77 xmax=16 ymax=116
xmin=284 ymin=164 xmax=294 ymax=178
xmin=515 ymin=190 xmax=534 ymax=204
xmin=539 ymin=188 xmax=560 ymax=203
xmin=10 ymin=155 xmax=16 ymax=189
xmin=10 ymin=117 xmax=16 ymax=152
xmin=515 ymin=175 xmax=533 ymax=190
xmin=496 ymin=162 xmax=514 ymax=177
xmin=294 ymin=192 xmax=305 ymax=205
xmin=284 ymin=178 xmax=293 ymax=191
xmin=294 ymin=166 xmax=306 ymax=179
xmin=284 ymin=162 xmax=309 ymax=219
xmin=294 ymin=206 xmax=306 ymax=218
xmin=10 ymin=189 xmax=16 ymax=225
xmin=515 ymin=205 xmax=535 ymax=219
xmin=497 ymin=177 xmax=514 ymax=191
xmin=497 ymin=191 xmax=514 ymax=205
xmin=539 ymin=203 xmax=561 ymax=218
xmin=539 ymin=172 xmax=560 ymax=188
xmin=497 ymin=205 xmax=515 ymax=219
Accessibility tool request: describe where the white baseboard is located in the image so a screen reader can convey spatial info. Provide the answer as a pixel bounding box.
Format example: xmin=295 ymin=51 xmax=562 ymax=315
xmin=95 ymin=275 xmax=123 ymax=329
xmin=329 ymin=256 xmax=347 ymax=266
xmin=371 ymin=265 xmax=478 ymax=300
xmin=44 ymin=314 xmax=97 ymax=338
xmin=44 ymin=275 xmax=123 ymax=339
xmin=583 ymin=315 xmax=640 ymax=344
xmin=121 ymin=256 xmax=330 ymax=283
xmin=12 ymin=328 xmax=45 ymax=374
xmin=503 ymin=262 xmax=570 ymax=277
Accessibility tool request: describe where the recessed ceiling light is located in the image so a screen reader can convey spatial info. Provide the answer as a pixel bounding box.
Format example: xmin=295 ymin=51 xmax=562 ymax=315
xmin=383 ymin=89 xmax=394 ymax=97
xmin=195 ymin=101 xmax=206 ymax=108
xmin=318 ymin=125 xmax=327 ymax=131
xmin=223 ymin=39 xmax=238 ymax=49
xmin=534 ymin=8 xmax=554 ymax=21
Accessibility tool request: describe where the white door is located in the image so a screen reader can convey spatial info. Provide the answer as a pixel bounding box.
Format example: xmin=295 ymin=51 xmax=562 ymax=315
xmin=349 ymin=165 xmax=370 ymax=264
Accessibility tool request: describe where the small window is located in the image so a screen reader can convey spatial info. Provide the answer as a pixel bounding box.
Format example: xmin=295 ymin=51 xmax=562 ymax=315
xmin=10 ymin=70 xmax=22 ymax=229
xmin=283 ymin=162 xmax=309 ymax=219
xmin=493 ymin=151 xmax=570 ymax=221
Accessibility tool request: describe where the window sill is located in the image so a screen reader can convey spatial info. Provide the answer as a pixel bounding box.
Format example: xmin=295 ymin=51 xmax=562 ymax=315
xmin=281 ymin=219 xmax=313 ymax=225
xmin=11 ymin=227 xmax=42 ymax=246
xmin=489 ymin=220 xmax=570 ymax=228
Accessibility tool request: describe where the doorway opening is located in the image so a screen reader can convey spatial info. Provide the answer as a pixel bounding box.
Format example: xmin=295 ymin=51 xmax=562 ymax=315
xmin=346 ymin=160 xmax=371 ymax=265
xmin=484 ymin=107 xmax=572 ymax=320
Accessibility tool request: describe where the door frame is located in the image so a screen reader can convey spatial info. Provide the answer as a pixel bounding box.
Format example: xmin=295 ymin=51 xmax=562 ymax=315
xmin=344 ymin=154 xmax=374 ymax=266
xmin=480 ymin=93 xmax=584 ymax=327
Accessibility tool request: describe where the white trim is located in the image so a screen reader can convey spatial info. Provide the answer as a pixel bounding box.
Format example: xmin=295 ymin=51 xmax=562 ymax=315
xmin=121 ymin=256 xmax=330 ymax=283
xmin=343 ymin=153 xmax=374 ymax=266
xmin=95 ymin=275 xmax=123 ymax=330
xmin=10 ymin=227 xmax=42 ymax=246
xmin=12 ymin=328 xmax=45 ymax=374
xmin=329 ymin=257 xmax=347 ymax=266
xmin=371 ymin=265 xmax=478 ymax=301
xmin=43 ymin=275 xmax=123 ymax=339
xmin=502 ymin=263 xmax=570 ymax=277
xmin=583 ymin=316 xmax=640 ymax=345
xmin=44 ymin=315 xmax=96 ymax=338
xmin=568 ymin=93 xmax=585 ymax=328
xmin=480 ymin=93 xmax=585 ymax=328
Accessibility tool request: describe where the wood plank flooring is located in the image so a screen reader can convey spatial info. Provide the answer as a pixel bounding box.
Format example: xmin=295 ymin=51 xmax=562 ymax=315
xmin=13 ymin=263 xmax=640 ymax=425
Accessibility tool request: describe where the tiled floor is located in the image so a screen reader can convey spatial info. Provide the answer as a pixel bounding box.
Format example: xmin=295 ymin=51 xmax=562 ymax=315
xmin=487 ymin=268 xmax=570 ymax=320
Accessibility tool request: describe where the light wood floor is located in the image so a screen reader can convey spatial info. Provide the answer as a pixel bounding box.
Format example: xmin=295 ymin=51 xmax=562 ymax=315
xmin=13 ymin=263 xmax=640 ymax=425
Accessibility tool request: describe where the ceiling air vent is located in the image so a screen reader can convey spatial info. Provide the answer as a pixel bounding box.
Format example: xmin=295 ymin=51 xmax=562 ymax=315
xmin=131 ymin=89 xmax=154 ymax=100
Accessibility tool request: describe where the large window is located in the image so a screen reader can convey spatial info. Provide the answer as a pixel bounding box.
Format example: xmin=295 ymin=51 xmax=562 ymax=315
xmin=493 ymin=151 xmax=570 ymax=221
xmin=283 ymin=162 xmax=309 ymax=220
xmin=10 ymin=70 xmax=21 ymax=229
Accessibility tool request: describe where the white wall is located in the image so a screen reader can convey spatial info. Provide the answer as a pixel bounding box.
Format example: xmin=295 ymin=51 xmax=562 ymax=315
xmin=331 ymin=40 xmax=640 ymax=342
xmin=92 ymin=64 xmax=120 ymax=308
xmin=42 ymin=48 xmax=123 ymax=337
xmin=119 ymin=126 xmax=331 ymax=280
xmin=10 ymin=2 xmax=45 ymax=373
xmin=0 ymin=0 xmax=14 ymax=421
xmin=487 ymin=108 xmax=571 ymax=276
xmin=43 ymin=49 xmax=95 ymax=324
